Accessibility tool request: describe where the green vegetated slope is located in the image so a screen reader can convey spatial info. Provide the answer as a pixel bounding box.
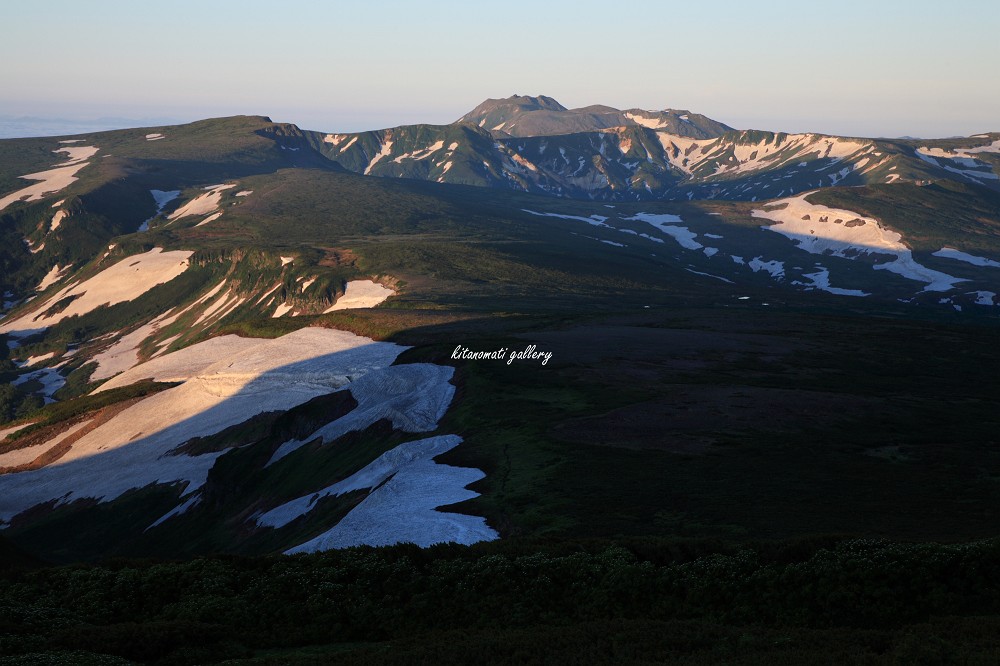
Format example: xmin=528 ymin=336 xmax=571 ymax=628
xmin=0 ymin=115 xmax=322 ymax=298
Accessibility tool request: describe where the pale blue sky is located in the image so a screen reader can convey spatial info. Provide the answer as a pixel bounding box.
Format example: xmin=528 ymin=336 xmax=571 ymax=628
xmin=2 ymin=0 xmax=998 ymax=137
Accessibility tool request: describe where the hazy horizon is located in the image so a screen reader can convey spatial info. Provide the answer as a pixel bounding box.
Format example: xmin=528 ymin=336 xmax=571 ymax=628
xmin=2 ymin=0 xmax=998 ymax=139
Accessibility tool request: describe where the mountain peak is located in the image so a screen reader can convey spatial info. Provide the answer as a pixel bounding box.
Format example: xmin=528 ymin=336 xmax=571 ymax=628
xmin=457 ymin=94 xmax=566 ymax=125
xmin=508 ymin=94 xmax=566 ymax=111
xmin=455 ymin=96 xmax=733 ymax=139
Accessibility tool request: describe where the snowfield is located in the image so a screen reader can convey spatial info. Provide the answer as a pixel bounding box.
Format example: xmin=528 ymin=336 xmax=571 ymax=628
xmin=0 ymin=325 xmax=491 ymax=550
xmin=268 ymin=363 xmax=456 ymax=464
xmin=748 ymin=257 xmax=785 ymax=280
xmin=626 ymin=213 xmax=701 ymax=250
xmin=624 ymin=111 xmax=671 ymax=130
xmin=522 ymin=209 xmax=610 ymax=228
xmin=0 ymin=419 xmax=92 ymax=469
xmin=89 ymin=305 xmax=191 ymax=382
xmin=36 ymin=264 xmax=69 ymax=292
xmin=915 ymin=140 xmax=1000 ymax=183
xmin=138 ymin=189 xmax=181 ymax=231
xmin=195 ymin=211 xmax=223 ymax=226
xmin=657 ymin=132 xmax=874 ymax=178
xmin=753 ymin=193 xmax=964 ymax=292
xmin=18 ymin=353 xmax=56 ymax=367
xmin=932 ymin=247 xmax=1000 ymax=268
xmin=0 ymin=248 xmax=193 ymax=336
xmin=49 ymin=209 xmax=67 ymax=232
xmin=0 ymin=422 xmax=35 ymax=444
xmin=273 ymin=435 xmax=498 ymax=552
xmin=168 ymin=183 xmax=236 ymax=220
xmin=970 ymin=291 xmax=996 ymax=306
xmin=12 ymin=368 xmax=64 ymax=403
xmin=0 ymin=328 xmax=406 ymax=523
xmin=364 ymin=138 xmax=394 ymax=175
xmin=795 ymin=266 xmax=870 ymax=297
xmin=95 ymin=334 xmax=266 ymax=392
xmin=324 ymin=280 xmax=395 ymax=311
xmin=0 ymin=145 xmax=99 ymax=211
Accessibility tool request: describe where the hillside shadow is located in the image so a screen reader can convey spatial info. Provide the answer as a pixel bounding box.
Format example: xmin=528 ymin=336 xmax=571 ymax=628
xmin=3 ymin=300 xmax=1000 ymax=563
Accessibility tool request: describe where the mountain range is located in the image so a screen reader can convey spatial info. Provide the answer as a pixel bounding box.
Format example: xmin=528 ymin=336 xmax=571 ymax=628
xmin=302 ymin=94 xmax=1000 ymax=202
xmin=0 ymin=94 xmax=998 ymax=567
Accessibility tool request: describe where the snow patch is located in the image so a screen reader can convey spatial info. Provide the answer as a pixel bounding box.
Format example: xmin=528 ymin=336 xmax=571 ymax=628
xmin=932 ymin=247 xmax=1000 ymax=268
xmin=625 ymin=112 xmax=669 ymax=130
xmin=151 ymin=189 xmax=180 ymax=209
xmin=168 ymin=184 xmax=236 ymax=220
xmin=685 ymin=269 xmax=732 ymax=283
xmin=626 ymin=213 xmax=701 ymax=250
xmin=657 ymin=132 xmax=870 ymax=178
xmin=753 ymin=193 xmax=963 ymax=292
xmin=90 ymin=304 xmax=191 ymax=382
xmin=337 ymin=136 xmax=358 ymax=152
xmin=522 ymin=209 xmax=610 ymax=228
xmin=96 ymin=335 xmax=262 ymax=393
xmin=147 ymin=494 xmax=200 ymax=529
xmin=268 ymin=362 xmax=455 ymax=464
xmin=917 ymin=139 xmax=1000 ymax=158
xmin=13 ymin=368 xmax=64 ymax=403
xmin=19 ymin=352 xmax=56 ymax=367
xmin=0 ymin=422 xmax=36 ymax=443
xmin=49 ymin=210 xmax=67 ymax=232
xmin=0 ymin=419 xmax=92 ymax=469
xmin=138 ymin=190 xmax=181 ymax=232
xmin=0 ymin=328 xmax=407 ymax=523
xmin=970 ymin=291 xmax=996 ymax=306
xmin=748 ymin=257 xmax=785 ymax=279
xmin=0 ymin=248 xmax=194 ymax=337
xmin=269 ymin=435 xmax=497 ymax=551
xmin=795 ymin=266 xmax=870 ymax=296
xmin=195 ymin=211 xmax=223 ymax=227
xmin=36 ymin=264 xmax=69 ymax=292
xmin=392 ymin=140 xmax=444 ymax=163
xmin=914 ymin=147 xmax=999 ymax=182
xmin=0 ymin=145 xmax=99 ymax=212
xmin=324 ymin=280 xmax=394 ymax=312
xmin=364 ymin=139 xmax=394 ymax=175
